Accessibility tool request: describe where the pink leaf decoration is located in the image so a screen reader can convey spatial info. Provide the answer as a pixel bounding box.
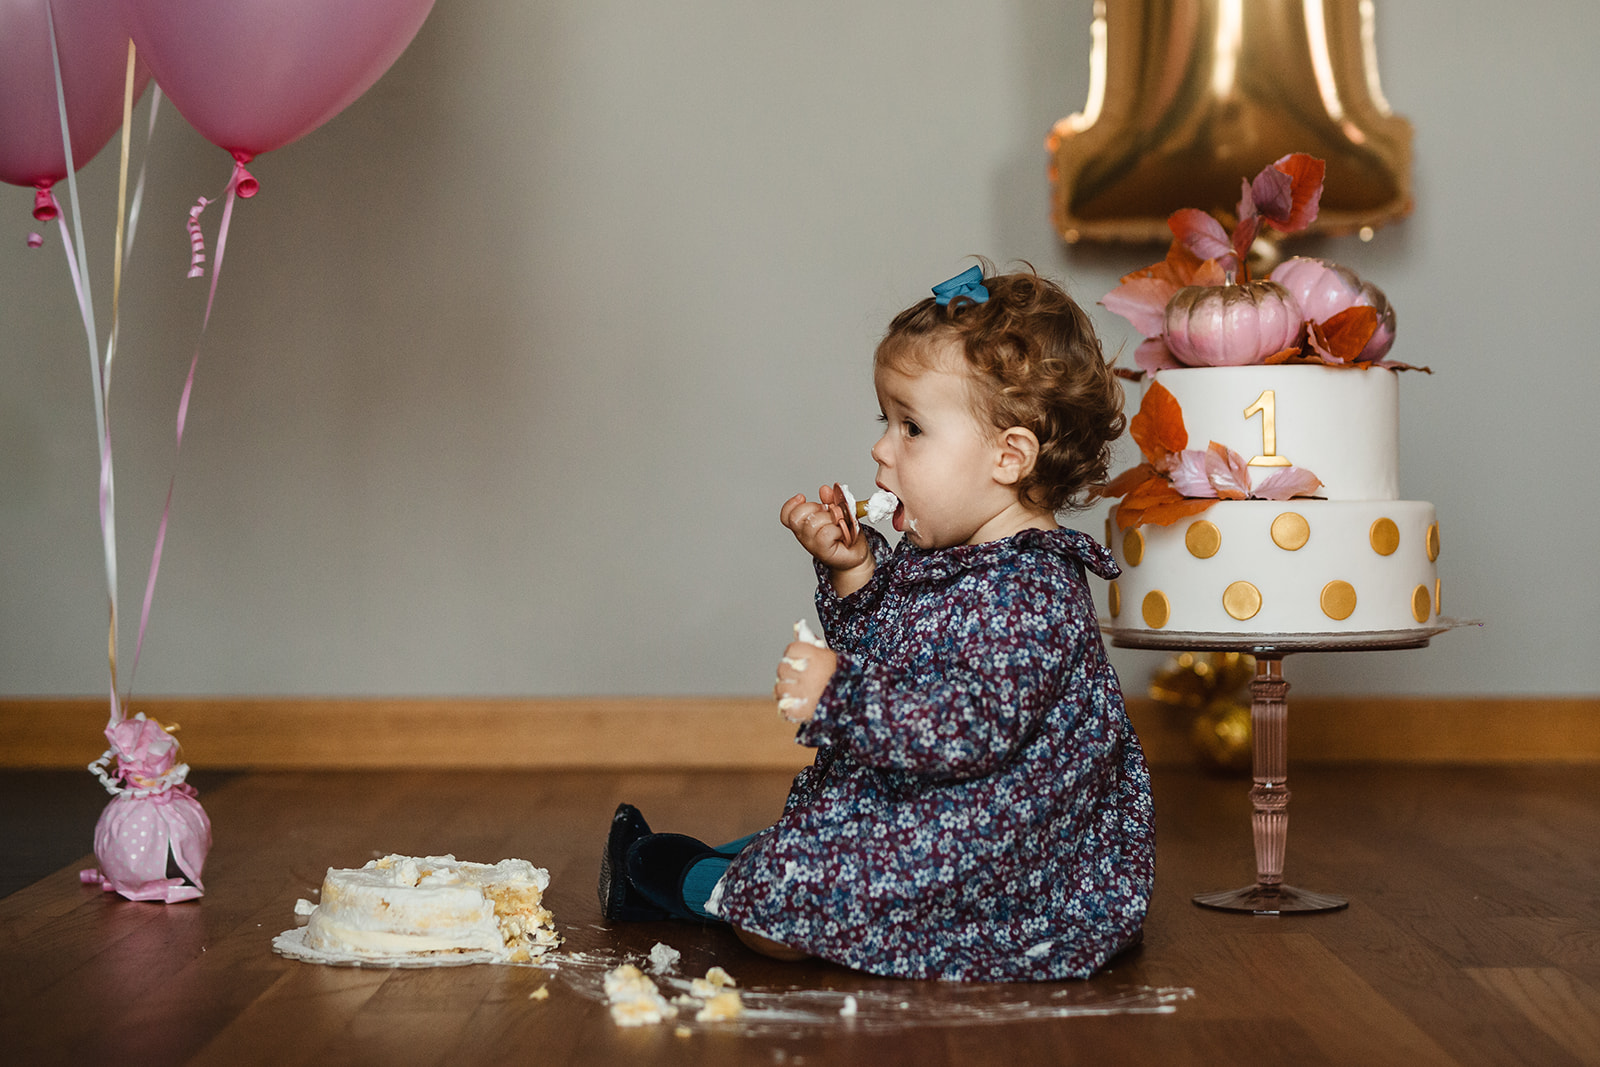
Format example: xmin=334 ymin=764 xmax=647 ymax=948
xmin=1205 ymin=441 xmax=1251 ymax=500
xmin=1134 ymin=336 xmax=1183 ymax=373
xmin=1237 ymin=177 xmax=1258 ymax=225
xmin=1251 ymin=466 xmax=1324 ymax=500
xmin=1102 ymin=276 xmax=1177 ymax=337
xmin=1169 ymin=208 xmax=1234 ymax=267
xmin=1266 ymin=153 xmax=1325 ymax=234
xmin=1249 ymin=164 xmax=1294 ymax=225
xmin=1168 ymin=450 xmax=1217 ymax=498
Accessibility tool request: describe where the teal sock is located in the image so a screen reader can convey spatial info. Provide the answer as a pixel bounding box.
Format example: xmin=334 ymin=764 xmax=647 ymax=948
xmin=681 ymin=855 xmax=731 ymax=919
xmin=680 ymin=833 xmax=758 ymax=919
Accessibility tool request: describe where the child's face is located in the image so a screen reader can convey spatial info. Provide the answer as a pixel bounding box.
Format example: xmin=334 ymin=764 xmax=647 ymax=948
xmin=870 ymin=346 xmax=1016 ymax=549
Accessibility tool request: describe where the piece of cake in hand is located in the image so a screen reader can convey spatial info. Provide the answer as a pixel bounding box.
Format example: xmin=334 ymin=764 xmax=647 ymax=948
xmin=303 ymin=853 xmax=560 ymax=962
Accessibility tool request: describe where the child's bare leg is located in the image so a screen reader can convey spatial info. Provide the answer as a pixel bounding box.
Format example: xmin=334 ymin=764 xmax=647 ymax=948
xmin=735 ymin=926 xmax=810 ymax=961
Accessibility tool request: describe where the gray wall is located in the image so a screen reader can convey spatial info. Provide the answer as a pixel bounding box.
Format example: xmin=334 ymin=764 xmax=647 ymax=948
xmin=4 ymin=1 xmax=1596 ymax=699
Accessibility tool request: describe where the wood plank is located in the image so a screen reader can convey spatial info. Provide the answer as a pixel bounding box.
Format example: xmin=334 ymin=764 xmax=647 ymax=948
xmin=4 ymin=766 xmax=1599 ymax=1064
xmin=4 ymin=695 xmax=1597 ymax=770
xmin=1466 ymin=968 xmax=1600 ymax=1064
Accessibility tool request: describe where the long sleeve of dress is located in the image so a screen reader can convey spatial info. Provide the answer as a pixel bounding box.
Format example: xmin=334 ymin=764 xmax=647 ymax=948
xmin=798 ymin=550 xmax=1085 ymax=781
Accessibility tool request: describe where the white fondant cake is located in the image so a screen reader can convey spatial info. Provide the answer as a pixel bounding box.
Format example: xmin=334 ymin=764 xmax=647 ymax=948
xmin=1104 ymin=365 xmax=1442 ymax=636
xmin=303 ymin=854 xmax=560 ymax=962
xmin=1150 ymin=366 xmax=1398 ymax=499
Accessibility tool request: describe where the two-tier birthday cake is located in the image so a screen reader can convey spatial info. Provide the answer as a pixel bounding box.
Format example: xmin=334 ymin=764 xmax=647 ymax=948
xmin=1098 ymin=153 xmax=1439 ymax=637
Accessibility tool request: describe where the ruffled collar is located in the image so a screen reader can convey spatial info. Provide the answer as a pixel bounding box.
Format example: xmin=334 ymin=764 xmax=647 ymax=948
xmin=887 ymin=526 xmax=1120 ymax=585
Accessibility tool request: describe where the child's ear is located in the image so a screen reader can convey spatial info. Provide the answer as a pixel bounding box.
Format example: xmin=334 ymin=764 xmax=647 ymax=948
xmin=993 ymin=427 xmax=1041 ymax=486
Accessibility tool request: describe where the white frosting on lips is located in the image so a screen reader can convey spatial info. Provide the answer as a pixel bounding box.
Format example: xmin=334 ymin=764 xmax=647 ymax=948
xmin=864 ymin=488 xmax=898 ymax=524
xmin=303 ymin=853 xmax=558 ymax=961
xmin=839 ymin=483 xmax=899 ymax=525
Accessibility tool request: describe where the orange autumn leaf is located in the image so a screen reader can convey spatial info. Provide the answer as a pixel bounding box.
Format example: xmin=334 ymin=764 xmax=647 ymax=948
xmin=1101 ymin=463 xmax=1157 ymax=499
xmin=1310 ymin=305 xmax=1379 ymax=364
xmin=1117 ymin=477 xmax=1218 ymax=528
xmin=1138 ymin=496 xmax=1220 ymax=527
xmin=1128 ymin=381 xmax=1187 ymax=462
xmin=1122 ymin=473 xmax=1185 ymax=510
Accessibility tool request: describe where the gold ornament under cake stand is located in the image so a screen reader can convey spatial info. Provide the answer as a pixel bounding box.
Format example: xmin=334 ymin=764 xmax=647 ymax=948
xmin=1106 ymin=623 xmax=1464 ymax=915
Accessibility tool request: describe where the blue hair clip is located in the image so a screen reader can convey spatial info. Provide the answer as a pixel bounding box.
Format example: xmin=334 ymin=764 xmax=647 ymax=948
xmin=931 ymin=265 xmax=989 ymax=307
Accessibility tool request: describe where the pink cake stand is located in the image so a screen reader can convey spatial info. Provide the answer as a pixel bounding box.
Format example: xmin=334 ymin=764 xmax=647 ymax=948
xmin=1106 ymin=624 xmax=1461 ymax=914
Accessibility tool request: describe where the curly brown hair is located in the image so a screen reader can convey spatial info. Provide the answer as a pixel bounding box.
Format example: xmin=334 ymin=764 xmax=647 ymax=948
xmin=875 ymin=261 xmax=1125 ymax=512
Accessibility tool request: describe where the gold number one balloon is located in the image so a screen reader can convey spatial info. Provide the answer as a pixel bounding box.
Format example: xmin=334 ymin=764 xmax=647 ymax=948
xmin=1049 ymin=0 xmax=1413 ymax=244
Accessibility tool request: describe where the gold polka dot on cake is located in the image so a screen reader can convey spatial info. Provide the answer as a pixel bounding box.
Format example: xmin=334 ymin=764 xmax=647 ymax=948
xmin=1185 ymin=520 xmax=1221 ymax=559
xmin=1412 ymin=584 xmax=1431 ymax=623
xmin=1320 ymin=580 xmax=1357 ymax=621
xmin=1222 ymin=581 xmax=1262 ymax=621
xmin=1435 ymin=578 xmax=1442 ymax=614
xmin=1369 ymin=517 xmax=1400 ymax=556
xmin=1104 ymin=515 xmax=1114 ymax=548
xmin=1123 ymin=528 xmax=1144 ymax=567
xmin=1426 ymin=522 xmax=1440 ymax=561
xmin=1141 ymin=590 xmax=1170 ymax=629
xmin=1108 ymin=580 xmax=1121 ymax=619
xmin=1271 ymin=512 xmax=1310 ymax=551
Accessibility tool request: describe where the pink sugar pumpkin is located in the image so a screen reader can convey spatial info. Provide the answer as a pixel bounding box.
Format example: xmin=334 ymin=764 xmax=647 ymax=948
xmin=1270 ymin=256 xmax=1397 ymax=361
xmin=1162 ymin=281 xmax=1302 ymax=367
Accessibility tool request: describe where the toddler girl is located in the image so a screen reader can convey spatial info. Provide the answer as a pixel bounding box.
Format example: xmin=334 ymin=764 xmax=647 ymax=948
xmin=599 ymin=263 xmax=1153 ymax=981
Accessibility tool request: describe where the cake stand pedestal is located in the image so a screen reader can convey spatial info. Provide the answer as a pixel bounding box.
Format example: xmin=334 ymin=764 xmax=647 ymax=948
xmin=1106 ymin=625 xmax=1455 ymax=915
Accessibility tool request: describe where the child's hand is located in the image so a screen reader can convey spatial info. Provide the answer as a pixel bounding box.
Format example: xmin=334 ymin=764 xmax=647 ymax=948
xmin=780 ymin=486 xmax=872 ymax=589
xmin=774 ymin=639 xmax=837 ymax=724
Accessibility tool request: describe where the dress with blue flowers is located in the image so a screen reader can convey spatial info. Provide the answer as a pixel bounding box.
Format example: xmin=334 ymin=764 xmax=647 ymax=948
xmin=711 ymin=526 xmax=1155 ymax=981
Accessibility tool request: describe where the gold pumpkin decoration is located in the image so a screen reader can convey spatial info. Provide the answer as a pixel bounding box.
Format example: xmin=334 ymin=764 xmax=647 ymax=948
xmin=1149 ymin=651 xmax=1256 ymax=774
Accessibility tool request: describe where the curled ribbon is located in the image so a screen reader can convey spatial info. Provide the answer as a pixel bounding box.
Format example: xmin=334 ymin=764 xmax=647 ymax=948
xmin=932 ymin=264 xmax=989 ymax=307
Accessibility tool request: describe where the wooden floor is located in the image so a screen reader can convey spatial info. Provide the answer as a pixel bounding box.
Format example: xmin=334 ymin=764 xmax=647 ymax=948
xmin=3 ymin=765 xmax=1597 ymax=1066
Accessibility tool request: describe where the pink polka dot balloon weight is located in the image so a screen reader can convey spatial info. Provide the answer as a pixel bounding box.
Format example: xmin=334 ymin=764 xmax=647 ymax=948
xmin=81 ymin=714 xmax=212 ymax=903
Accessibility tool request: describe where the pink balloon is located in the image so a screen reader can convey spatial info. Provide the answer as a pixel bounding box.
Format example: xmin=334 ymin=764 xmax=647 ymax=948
xmin=0 ymin=0 xmax=150 ymax=194
xmin=117 ymin=0 xmax=436 ymax=160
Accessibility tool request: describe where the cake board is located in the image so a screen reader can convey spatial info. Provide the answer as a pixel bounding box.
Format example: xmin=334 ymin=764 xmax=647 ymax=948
xmin=1106 ymin=623 xmax=1461 ymax=915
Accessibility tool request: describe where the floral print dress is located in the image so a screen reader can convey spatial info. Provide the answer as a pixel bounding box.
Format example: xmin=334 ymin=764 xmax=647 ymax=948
xmin=711 ymin=526 xmax=1155 ymax=981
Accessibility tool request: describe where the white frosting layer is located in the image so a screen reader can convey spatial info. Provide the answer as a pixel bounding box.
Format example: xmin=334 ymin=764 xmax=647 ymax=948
xmin=1149 ymin=365 xmax=1400 ymax=500
xmin=1104 ymin=500 xmax=1440 ymax=634
xmin=304 ymin=853 xmax=557 ymax=961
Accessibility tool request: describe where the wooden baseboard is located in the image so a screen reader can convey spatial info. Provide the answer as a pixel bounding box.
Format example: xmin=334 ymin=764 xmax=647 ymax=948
xmin=3 ymin=695 xmax=1596 ymax=770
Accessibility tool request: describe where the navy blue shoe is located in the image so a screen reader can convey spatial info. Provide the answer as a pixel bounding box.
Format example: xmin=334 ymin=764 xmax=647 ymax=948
xmin=598 ymin=804 xmax=669 ymax=921
xmin=625 ymin=833 xmax=725 ymax=923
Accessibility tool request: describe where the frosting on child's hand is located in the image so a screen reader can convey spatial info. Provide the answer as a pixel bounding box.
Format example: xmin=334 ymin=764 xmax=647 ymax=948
xmin=794 ymin=620 xmax=827 ymax=648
